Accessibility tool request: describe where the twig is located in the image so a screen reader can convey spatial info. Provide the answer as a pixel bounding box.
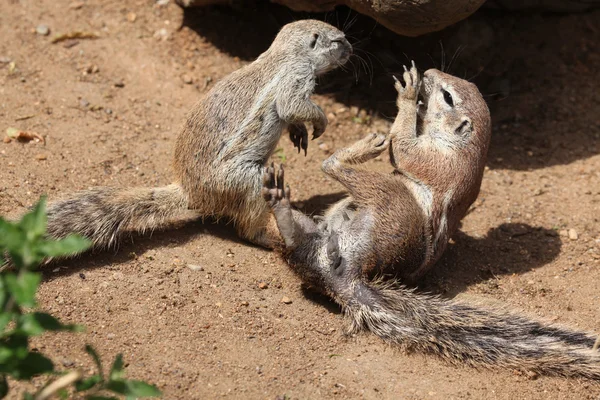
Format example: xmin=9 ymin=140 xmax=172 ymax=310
xmin=35 ymin=370 xmax=82 ymax=400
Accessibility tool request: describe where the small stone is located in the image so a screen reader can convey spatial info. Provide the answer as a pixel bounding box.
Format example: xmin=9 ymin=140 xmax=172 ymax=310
xmin=69 ymin=1 xmax=85 ymax=9
xmin=127 ymin=12 xmax=137 ymax=22
xmin=327 ymin=112 xmax=336 ymax=121
xmin=61 ymin=358 xmax=75 ymax=368
xmin=258 ymin=282 xmax=268 ymax=289
xmin=568 ymin=229 xmax=578 ymax=240
xmin=154 ymin=28 xmax=169 ymax=40
xmin=187 ymin=264 xmax=204 ymax=271
xmin=104 ymin=108 xmax=112 ymax=115
xmin=79 ymin=98 xmax=89 ymax=108
xmin=182 ymin=74 xmax=193 ymax=84
xmin=35 ymin=154 xmax=47 ymax=161
xmin=215 ymin=302 xmax=222 ymax=308
xmin=36 ymin=24 xmax=50 ymax=36
xmin=318 ymin=143 xmax=330 ymax=152
xmin=281 ymin=297 xmax=292 ymax=304
xmin=525 ymin=370 xmax=539 ymax=380
xmin=3 ymin=137 xmax=11 ymax=143
xmin=559 ymin=230 xmax=568 ymax=237
xmin=107 ymin=333 xmax=115 ymax=340
xmin=240 ymin=301 xmax=249 ymax=307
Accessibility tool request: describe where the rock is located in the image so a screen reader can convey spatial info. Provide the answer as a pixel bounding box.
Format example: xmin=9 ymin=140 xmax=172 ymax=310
xmin=127 ymin=12 xmax=137 ymax=22
xmin=35 ymin=154 xmax=47 ymax=160
xmin=153 ymin=28 xmax=169 ymax=41
xmin=318 ymin=143 xmax=330 ymax=152
xmin=176 ymin=0 xmax=486 ymax=36
xmin=79 ymin=98 xmax=89 ymax=108
xmin=3 ymin=137 xmax=11 ymax=143
xmin=182 ymin=74 xmax=193 ymax=84
xmin=187 ymin=264 xmax=204 ymax=271
xmin=281 ymin=296 xmax=292 ymax=304
xmin=240 ymin=301 xmax=249 ymax=306
xmin=107 ymin=333 xmax=115 ymax=340
xmin=568 ymin=229 xmax=578 ymax=241
xmin=258 ymin=282 xmax=268 ymax=289
xmin=36 ymin=24 xmax=50 ymax=36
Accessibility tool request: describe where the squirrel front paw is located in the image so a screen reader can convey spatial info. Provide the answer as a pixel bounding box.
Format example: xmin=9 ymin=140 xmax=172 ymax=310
xmin=262 ymin=163 xmax=291 ymax=209
xmin=341 ymin=133 xmax=389 ymax=164
xmin=393 ymin=61 xmax=420 ymax=103
xmin=289 ymin=123 xmax=309 ymax=156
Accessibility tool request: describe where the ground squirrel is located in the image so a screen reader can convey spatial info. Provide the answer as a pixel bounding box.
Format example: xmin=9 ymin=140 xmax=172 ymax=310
xmin=263 ymin=64 xmax=600 ymax=379
xmin=43 ymin=20 xmax=351 ymax=250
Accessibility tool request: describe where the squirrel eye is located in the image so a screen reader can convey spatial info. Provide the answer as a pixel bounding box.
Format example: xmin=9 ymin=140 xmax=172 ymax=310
xmin=310 ymin=33 xmax=319 ymax=49
xmin=442 ymin=89 xmax=454 ymax=107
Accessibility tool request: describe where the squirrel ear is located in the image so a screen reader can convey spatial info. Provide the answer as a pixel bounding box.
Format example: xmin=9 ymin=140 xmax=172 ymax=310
xmin=455 ymin=118 xmax=473 ymax=136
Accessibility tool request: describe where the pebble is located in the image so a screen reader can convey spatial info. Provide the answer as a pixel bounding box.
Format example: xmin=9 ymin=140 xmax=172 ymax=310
xmin=281 ymin=297 xmax=292 ymax=304
xmin=3 ymin=137 xmax=11 ymax=144
xmin=240 ymin=301 xmax=249 ymax=307
xmin=318 ymin=143 xmax=330 ymax=152
xmin=568 ymin=229 xmax=578 ymax=241
xmin=559 ymin=229 xmax=568 ymax=237
xmin=182 ymin=74 xmax=193 ymax=84
xmin=127 ymin=12 xmax=137 ymax=22
xmin=79 ymin=98 xmax=89 ymax=108
xmin=258 ymin=282 xmax=268 ymax=289
xmin=187 ymin=264 xmax=204 ymax=271
xmin=154 ymin=28 xmax=169 ymax=40
xmin=36 ymin=24 xmax=50 ymax=36
xmin=107 ymin=333 xmax=115 ymax=340
xmin=35 ymin=154 xmax=47 ymax=160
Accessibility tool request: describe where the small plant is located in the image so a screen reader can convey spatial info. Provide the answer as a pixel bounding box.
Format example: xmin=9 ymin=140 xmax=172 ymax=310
xmin=0 ymin=197 xmax=161 ymax=399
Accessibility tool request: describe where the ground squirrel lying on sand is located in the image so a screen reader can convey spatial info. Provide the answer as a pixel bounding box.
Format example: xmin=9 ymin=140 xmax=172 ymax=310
xmin=263 ymin=64 xmax=600 ymax=379
xmin=43 ymin=20 xmax=351 ymax=250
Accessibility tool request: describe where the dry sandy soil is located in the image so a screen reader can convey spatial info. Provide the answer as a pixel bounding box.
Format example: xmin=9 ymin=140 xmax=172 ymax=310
xmin=1 ymin=0 xmax=599 ymax=399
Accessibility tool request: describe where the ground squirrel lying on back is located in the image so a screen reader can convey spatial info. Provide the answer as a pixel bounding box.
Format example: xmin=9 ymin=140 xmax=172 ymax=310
xmin=263 ymin=64 xmax=600 ymax=379
xmin=42 ymin=20 xmax=351 ymax=250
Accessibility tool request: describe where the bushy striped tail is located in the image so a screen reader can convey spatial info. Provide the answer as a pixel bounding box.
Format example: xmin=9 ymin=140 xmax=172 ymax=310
xmin=338 ymin=280 xmax=600 ymax=379
xmin=46 ymin=184 xmax=189 ymax=249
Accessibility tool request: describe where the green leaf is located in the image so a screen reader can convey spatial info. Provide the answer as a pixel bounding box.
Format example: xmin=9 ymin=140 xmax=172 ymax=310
xmin=109 ymin=354 xmax=124 ymax=381
xmin=75 ymin=375 xmax=102 ymax=392
xmin=85 ymin=396 xmax=119 ymax=400
xmin=10 ymin=352 xmax=54 ymax=380
xmin=17 ymin=313 xmax=82 ymax=336
xmin=0 ymin=278 xmax=7 ymax=311
xmin=4 ymin=272 xmax=40 ymax=308
xmin=22 ymin=393 xmax=35 ymax=400
xmin=38 ymin=235 xmax=91 ymax=258
xmin=19 ymin=197 xmax=47 ymax=242
xmin=0 ymin=220 xmax=26 ymax=268
xmin=85 ymin=345 xmax=104 ymax=380
xmin=57 ymin=388 xmax=68 ymax=400
xmin=105 ymin=380 xmax=161 ymax=398
xmin=0 ymin=335 xmax=29 ymax=365
xmin=0 ymin=374 xmax=7 ymax=399
xmin=0 ymin=313 xmax=13 ymax=333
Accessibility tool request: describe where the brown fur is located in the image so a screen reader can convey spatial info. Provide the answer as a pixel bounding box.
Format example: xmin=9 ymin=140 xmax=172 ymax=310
xmin=41 ymin=20 xmax=351 ymax=250
xmin=262 ymin=65 xmax=600 ymax=379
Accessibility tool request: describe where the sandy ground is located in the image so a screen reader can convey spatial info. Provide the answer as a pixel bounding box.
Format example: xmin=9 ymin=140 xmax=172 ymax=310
xmin=1 ymin=0 xmax=599 ymax=399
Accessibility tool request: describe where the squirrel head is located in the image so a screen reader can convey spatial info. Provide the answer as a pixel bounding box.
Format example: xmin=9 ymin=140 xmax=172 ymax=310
xmin=267 ymin=20 xmax=352 ymax=76
xmin=390 ymin=69 xmax=491 ymax=195
xmin=415 ymin=69 xmax=491 ymax=154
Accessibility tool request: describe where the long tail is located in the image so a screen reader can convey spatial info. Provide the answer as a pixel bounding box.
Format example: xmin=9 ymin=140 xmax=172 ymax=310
xmin=335 ymin=280 xmax=600 ymax=379
xmin=46 ymin=184 xmax=189 ymax=248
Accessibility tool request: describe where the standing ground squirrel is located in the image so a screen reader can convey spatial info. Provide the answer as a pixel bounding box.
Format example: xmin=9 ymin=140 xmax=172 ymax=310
xmin=43 ymin=20 xmax=351 ymax=250
xmin=263 ymin=64 xmax=600 ymax=379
